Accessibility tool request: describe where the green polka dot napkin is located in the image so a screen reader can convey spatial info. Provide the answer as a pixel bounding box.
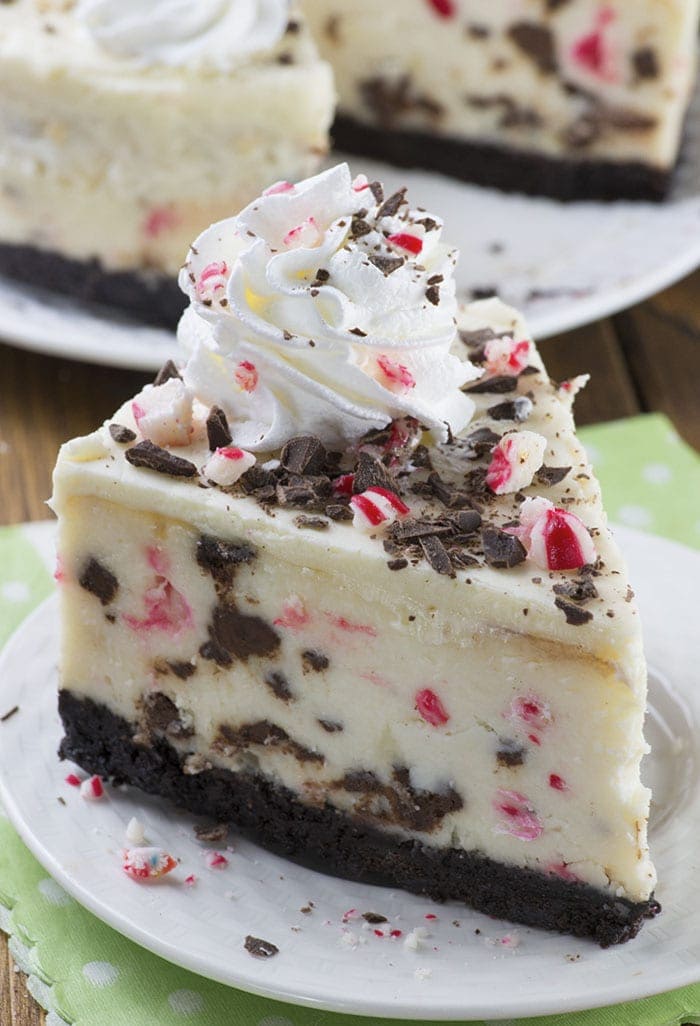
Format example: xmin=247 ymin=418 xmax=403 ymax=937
xmin=1 ymin=413 xmax=699 ymax=1026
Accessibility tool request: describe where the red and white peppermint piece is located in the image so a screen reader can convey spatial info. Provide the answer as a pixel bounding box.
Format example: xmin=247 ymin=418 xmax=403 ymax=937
xmin=283 ymin=216 xmax=322 ymax=249
xmin=352 ymin=174 xmax=371 ymax=192
xmin=263 ymin=180 xmax=295 ymax=196
xmin=494 ymin=789 xmax=543 ymax=841
xmin=517 ymin=497 xmax=596 ymax=571
xmin=206 ymin=851 xmax=229 ymax=870
xmin=558 ymin=374 xmax=589 ymax=401
xmin=332 ymin=473 xmax=355 ymax=496
xmin=376 ymin=354 xmax=416 ymax=393
xmin=426 ymin=0 xmax=456 ymax=17
xmin=571 ymin=7 xmax=617 ymax=82
xmin=234 ymin=360 xmax=258 ymax=392
xmin=484 ymin=337 xmax=531 ymax=376
xmin=274 ymin=595 xmax=310 ymax=630
xmin=80 ymin=775 xmax=104 ymax=801
xmin=415 ymin=689 xmax=450 ymax=727
xmin=350 ymin=486 xmax=410 ymax=533
xmin=506 ymin=693 xmax=553 ymax=734
xmin=195 ymin=260 xmax=229 ymax=303
xmin=131 ymin=378 xmax=193 ymax=448
xmin=486 ymin=431 xmax=546 ymax=495
xmin=387 ymin=232 xmax=423 ymax=256
xmin=122 ymin=846 xmax=178 ymax=881
xmin=203 ymin=446 xmax=255 ymax=487
xmin=65 ymin=773 xmax=81 ymax=787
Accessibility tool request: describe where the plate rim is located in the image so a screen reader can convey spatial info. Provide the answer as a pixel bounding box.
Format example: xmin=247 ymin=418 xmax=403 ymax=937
xmin=2 ymin=525 xmax=700 ymax=1020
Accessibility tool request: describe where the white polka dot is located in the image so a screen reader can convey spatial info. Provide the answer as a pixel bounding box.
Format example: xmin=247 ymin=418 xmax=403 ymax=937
xmin=82 ymin=962 xmax=119 ymax=987
xmin=168 ymin=990 xmax=205 ymax=1016
xmin=257 ymin=1018 xmax=294 ymax=1026
xmin=642 ymin=463 xmax=672 ymax=486
xmin=0 ymin=581 xmax=30 ymax=604
xmin=617 ymin=505 xmax=653 ymax=529
xmin=37 ymin=878 xmax=73 ymax=907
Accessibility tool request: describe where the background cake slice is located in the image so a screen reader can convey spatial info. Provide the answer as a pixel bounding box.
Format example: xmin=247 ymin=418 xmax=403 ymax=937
xmin=0 ymin=0 xmax=333 ymax=326
xmin=302 ymin=0 xmax=700 ymax=200
xmin=52 ymin=164 xmax=656 ymax=946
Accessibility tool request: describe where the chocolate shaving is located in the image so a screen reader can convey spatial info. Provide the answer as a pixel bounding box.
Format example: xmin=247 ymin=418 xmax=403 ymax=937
xmin=555 ymin=597 xmax=594 ymax=625
xmin=318 ymin=718 xmax=344 ymax=733
xmin=464 ymin=375 xmax=518 ymax=394
xmin=482 ymin=527 xmax=527 ymax=568
xmin=353 ymin=452 xmax=396 ymax=493
xmin=196 ymin=535 xmax=256 ymax=587
xmin=265 ymin=671 xmax=294 ymax=702
xmin=1 ymin=706 xmax=19 ymax=723
xmin=153 ymin=359 xmax=181 ymax=386
xmin=391 ymin=518 xmax=451 ymax=542
xmin=487 ymin=397 xmax=532 ymax=422
xmin=496 ymin=739 xmax=525 ymax=767
xmin=425 ymin=285 xmax=440 ymax=305
xmin=350 ymin=216 xmax=372 ymax=238
xmin=280 ymin=435 xmax=327 ymax=476
xmin=302 ymin=650 xmax=330 ymax=672
xmin=508 ymin=22 xmax=557 ymax=74
xmin=109 ymin=423 xmax=136 ymax=444
xmin=368 ymin=181 xmax=384 ymax=204
xmin=217 ymin=720 xmax=323 ymax=764
xmin=125 ymin=440 xmax=197 ymax=478
xmin=427 ymin=471 xmax=476 ymax=510
xmin=244 ymin=936 xmax=279 ymax=959
xmin=194 ymin=822 xmax=228 ymax=843
xmin=363 ymin=912 xmax=388 ymax=924
xmin=276 ymin=482 xmax=317 ymax=507
xmin=325 ymin=503 xmax=353 ymax=521
xmin=168 ymin=661 xmax=196 ymax=680
xmin=553 ymin=577 xmax=598 ymax=602
xmin=294 ymin=514 xmax=329 ymax=530
xmin=536 ymin=465 xmax=572 ymax=486
xmin=369 ymin=253 xmax=404 ymax=276
xmin=387 ymin=557 xmax=408 ymax=571
xmin=206 ymin=406 xmax=232 ymax=451
xmin=79 ymin=557 xmax=118 ymax=606
xmin=376 ymin=188 xmax=407 ymax=219
xmin=464 ymin=426 xmax=501 ymax=458
xmin=419 ymin=535 xmax=454 ymax=577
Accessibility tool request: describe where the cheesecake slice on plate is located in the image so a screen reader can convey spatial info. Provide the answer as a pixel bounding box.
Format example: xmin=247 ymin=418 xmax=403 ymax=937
xmin=52 ymin=163 xmax=656 ymax=945
xmin=302 ymin=0 xmax=700 ymax=200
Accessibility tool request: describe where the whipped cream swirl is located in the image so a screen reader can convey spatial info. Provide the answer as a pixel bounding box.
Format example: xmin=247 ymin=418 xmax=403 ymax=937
xmin=178 ymin=163 xmax=480 ymax=452
xmin=77 ymin=0 xmax=290 ymax=69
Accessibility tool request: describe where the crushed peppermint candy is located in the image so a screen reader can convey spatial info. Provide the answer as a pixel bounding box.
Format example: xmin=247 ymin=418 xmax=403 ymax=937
xmin=559 ymin=374 xmax=590 ymax=400
xmin=283 ymin=216 xmax=322 ymax=249
xmin=486 ymin=431 xmax=547 ymax=495
xmin=494 ymin=789 xmax=544 ymax=841
xmin=234 ymin=360 xmax=258 ymax=392
xmin=131 ymin=378 xmax=193 ymax=448
xmin=376 ymin=354 xmax=416 ymax=393
xmin=65 ymin=773 xmax=82 ymax=787
xmin=263 ymin=180 xmax=295 ymax=196
xmin=415 ymin=689 xmax=450 ymax=727
xmin=484 ymin=337 xmax=531 ymax=376
xmin=350 ymin=486 xmax=410 ymax=532
xmin=387 ymin=232 xmax=423 ymax=255
xmin=195 ymin=260 xmax=229 ymax=303
xmin=122 ymin=846 xmax=178 ymax=881
xmin=404 ymin=926 xmax=430 ymax=951
xmin=80 ymin=775 xmax=105 ymax=801
xmin=515 ymin=497 xmax=596 ymax=570
xmin=205 ymin=851 xmax=229 ymax=870
xmin=203 ymin=445 xmax=256 ymax=487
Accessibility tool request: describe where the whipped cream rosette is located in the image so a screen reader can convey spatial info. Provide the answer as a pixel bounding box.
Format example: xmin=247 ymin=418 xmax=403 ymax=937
xmin=77 ymin=0 xmax=290 ymax=69
xmin=178 ymin=163 xmax=480 ymax=451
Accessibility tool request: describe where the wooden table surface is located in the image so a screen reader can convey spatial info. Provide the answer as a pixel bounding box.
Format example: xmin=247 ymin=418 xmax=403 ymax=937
xmin=1 ymin=270 xmax=699 ymax=1023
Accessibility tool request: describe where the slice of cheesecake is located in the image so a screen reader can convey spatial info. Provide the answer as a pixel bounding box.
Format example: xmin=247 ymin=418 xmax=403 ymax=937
xmin=0 ymin=0 xmax=333 ymax=327
xmin=52 ymin=164 xmax=656 ymax=945
xmin=302 ymin=0 xmax=699 ymax=200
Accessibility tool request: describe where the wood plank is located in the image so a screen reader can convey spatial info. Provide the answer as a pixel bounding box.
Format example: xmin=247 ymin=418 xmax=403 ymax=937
xmin=537 ymin=318 xmax=642 ymax=426
xmin=0 ymin=343 xmax=149 ymax=526
xmin=0 ymin=931 xmax=45 ymax=1026
xmin=614 ymin=269 xmax=700 ymax=450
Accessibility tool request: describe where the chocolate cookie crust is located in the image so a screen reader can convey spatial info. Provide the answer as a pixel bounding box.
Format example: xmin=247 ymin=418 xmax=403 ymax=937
xmin=58 ymin=689 xmax=657 ymax=947
xmin=0 ymin=244 xmax=185 ymax=329
xmin=332 ymin=117 xmax=671 ymax=202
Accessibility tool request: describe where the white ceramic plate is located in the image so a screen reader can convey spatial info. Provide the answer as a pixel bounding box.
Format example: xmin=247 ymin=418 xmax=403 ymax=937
xmin=1 ymin=79 xmax=700 ymax=371
xmin=1 ymin=526 xmax=699 ymax=1021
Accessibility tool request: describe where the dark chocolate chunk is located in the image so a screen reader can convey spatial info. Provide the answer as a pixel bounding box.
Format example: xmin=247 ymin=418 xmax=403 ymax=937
xmin=387 ymin=557 xmax=409 ymax=571
xmin=294 ymin=515 xmax=329 ymax=530
xmin=482 ymin=527 xmax=527 ymax=568
xmin=125 ymin=440 xmax=197 ymax=478
xmin=239 ymin=464 xmax=275 ymax=495
xmin=265 ymin=671 xmax=294 ymax=702
xmin=78 ymin=557 xmax=118 ymax=606
xmin=368 ymin=180 xmax=384 ymax=204
xmin=196 ymin=535 xmax=256 ymax=587
xmin=206 ymin=406 xmax=232 ymax=451
xmin=325 ymin=503 xmax=353 ymax=521
xmin=244 ymin=936 xmax=279 ymax=959
xmin=369 ymin=253 xmax=404 ymax=276
xmin=428 ymin=471 xmax=476 ymax=510
xmin=508 ymin=22 xmax=557 ymax=74
xmin=302 ymin=649 xmax=330 ymax=673
xmin=362 ymin=912 xmax=388 ymax=924
xmin=464 ymin=374 xmax=518 ymax=394
xmin=353 ymin=452 xmax=396 ymax=493
xmin=496 ymin=739 xmax=526 ymax=767
xmin=450 ymin=510 xmax=483 ymax=534
xmin=458 ymin=327 xmax=506 ymax=350
xmin=425 ymin=285 xmax=440 ymax=305
xmin=536 ymin=465 xmax=572 ymax=486
xmin=109 ymin=423 xmax=136 ymax=444
xmin=142 ymin=691 xmax=193 ymax=738
xmin=153 ymin=359 xmax=182 ymax=386
xmin=376 ymin=188 xmax=407 ymax=219
xmin=555 ymin=597 xmax=594 ymax=626
xmin=280 ymin=435 xmax=327 ymax=476
xmin=350 ymin=216 xmax=372 ymax=238
xmin=419 ymin=535 xmax=454 ymax=577
xmin=487 ymin=396 xmax=532 ymax=422
xmin=464 ymin=426 xmax=502 ymax=458
xmin=391 ymin=518 xmax=450 ymax=542
xmin=276 ymin=482 xmax=318 ymax=507
xmin=318 ymin=719 xmax=344 ymax=733
xmin=632 ymin=47 xmax=659 ymax=80
xmin=194 ymin=822 xmax=228 ymax=843
xmin=553 ymin=577 xmax=599 ymax=602
xmin=450 ymin=550 xmax=480 ymax=569
xmin=211 ymin=604 xmax=280 ymax=660
xmin=168 ymin=660 xmax=196 ymax=680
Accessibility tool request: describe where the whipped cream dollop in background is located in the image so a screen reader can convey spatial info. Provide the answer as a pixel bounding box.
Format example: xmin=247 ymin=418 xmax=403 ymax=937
xmin=177 ymin=163 xmax=480 ymax=452
xmin=77 ymin=0 xmax=290 ymax=69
